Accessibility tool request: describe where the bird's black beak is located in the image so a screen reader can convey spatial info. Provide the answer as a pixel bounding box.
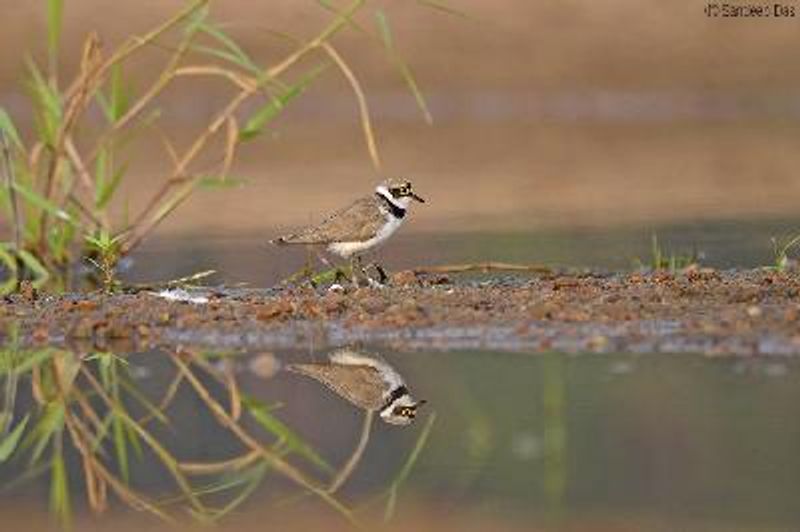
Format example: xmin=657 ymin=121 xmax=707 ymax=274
xmin=411 ymin=192 xmax=425 ymax=203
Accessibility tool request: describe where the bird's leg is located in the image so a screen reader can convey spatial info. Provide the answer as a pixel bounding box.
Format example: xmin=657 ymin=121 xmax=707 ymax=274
xmin=360 ymin=254 xmax=389 ymax=286
xmin=357 ymin=257 xmax=389 ymax=288
xmin=370 ymin=262 xmax=389 ymax=284
xmin=334 ymin=268 xmax=349 ymax=285
xmin=349 ymin=255 xmax=363 ymax=288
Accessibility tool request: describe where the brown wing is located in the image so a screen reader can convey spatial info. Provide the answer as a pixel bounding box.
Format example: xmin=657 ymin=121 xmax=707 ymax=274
xmin=287 ymin=363 xmax=386 ymax=410
xmin=275 ymin=196 xmax=386 ymax=244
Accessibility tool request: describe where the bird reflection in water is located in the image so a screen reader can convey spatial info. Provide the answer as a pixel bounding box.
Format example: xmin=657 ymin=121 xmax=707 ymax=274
xmin=288 ymin=348 xmax=426 ymax=425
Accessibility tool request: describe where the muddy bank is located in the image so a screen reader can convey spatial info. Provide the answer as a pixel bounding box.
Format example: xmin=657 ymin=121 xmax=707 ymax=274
xmin=3 ymin=268 xmax=800 ymax=355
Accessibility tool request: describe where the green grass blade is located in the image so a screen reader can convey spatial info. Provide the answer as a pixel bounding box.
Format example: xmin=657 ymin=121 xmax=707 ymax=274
xmin=239 ymin=63 xmax=329 ymax=141
xmin=651 ymin=233 xmax=661 ymax=269
xmin=5 ymin=348 xmax=54 ymax=376
xmin=0 ymin=109 xmax=23 ymax=150
xmin=96 ymin=160 xmax=129 ymax=210
xmin=90 ymin=413 xmax=114 ymax=452
xmin=415 ymin=0 xmax=473 ymax=19
xmin=0 ymin=414 xmax=30 ymax=462
xmin=110 ymin=64 xmax=131 ymax=123
xmin=26 ymin=58 xmax=62 ymax=146
xmin=209 ymin=463 xmax=268 ymax=520
xmin=183 ymin=3 xmax=210 ymax=36
xmin=190 ymin=44 xmax=253 ymax=71
xmin=23 ymin=403 xmax=65 ymax=465
xmin=0 ymin=244 xmax=18 ymax=295
xmin=122 ymin=417 xmax=144 ymax=459
xmin=383 ymin=412 xmax=436 ymax=522
xmin=316 ymin=0 xmax=369 ymax=37
xmin=94 ymin=146 xmax=110 ymax=205
xmin=374 ymin=10 xmax=393 ymax=48
xmin=112 ymin=415 xmax=130 ymax=482
xmin=119 ymin=379 xmax=169 ymax=425
xmin=197 ymin=22 xmax=260 ymax=74
xmin=148 ymin=181 xmax=197 ymax=228
xmin=46 ymin=0 xmax=64 ymax=75
xmin=163 ymin=462 xmax=267 ymax=508
xmin=12 ymin=181 xmax=78 ymax=226
xmin=17 ymin=250 xmax=50 ymax=288
xmin=98 ymin=64 xmax=131 ymax=124
xmin=50 ymin=450 xmax=72 ymax=528
xmin=243 ymin=396 xmax=332 ymax=473
xmin=373 ymin=10 xmax=432 ymax=124
xmin=395 ymin=62 xmax=431 ymax=124
xmin=47 ymin=221 xmax=76 ymax=264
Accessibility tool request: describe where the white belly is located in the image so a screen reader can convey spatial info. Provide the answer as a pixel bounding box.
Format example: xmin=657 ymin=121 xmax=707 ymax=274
xmin=327 ymin=216 xmax=403 ymax=258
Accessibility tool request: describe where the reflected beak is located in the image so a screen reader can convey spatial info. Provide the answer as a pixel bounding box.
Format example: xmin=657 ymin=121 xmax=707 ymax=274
xmin=411 ymin=192 xmax=425 ymax=203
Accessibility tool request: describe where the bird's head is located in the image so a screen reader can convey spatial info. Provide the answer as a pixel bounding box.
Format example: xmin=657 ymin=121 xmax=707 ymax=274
xmin=378 ymin=179 xmax=425 ymax=209
xmin=380 ymin=394 xmax=427 ymax=425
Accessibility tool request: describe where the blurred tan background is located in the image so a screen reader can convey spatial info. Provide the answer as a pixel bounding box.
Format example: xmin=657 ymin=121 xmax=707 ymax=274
xmin=2 ymin=0 xmax=800 ymax=239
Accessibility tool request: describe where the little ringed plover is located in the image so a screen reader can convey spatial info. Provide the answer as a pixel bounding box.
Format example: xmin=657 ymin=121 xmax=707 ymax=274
xmin=271 ymin=180 xmax=425 ymax=281
xmin=287 ymin=348 xmax=425 ymax=425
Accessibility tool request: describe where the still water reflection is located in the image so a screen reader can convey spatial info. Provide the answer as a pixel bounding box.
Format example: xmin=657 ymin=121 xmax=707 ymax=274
xmin=288 ymin=349 xmax=426 ymax=426
xmin=1 ymin=346 xmax=799 ymax=530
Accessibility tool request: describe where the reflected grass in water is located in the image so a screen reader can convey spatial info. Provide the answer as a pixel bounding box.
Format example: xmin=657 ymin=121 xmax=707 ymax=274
xmin=4 ymin=345 xmax=800 ymax=530
xmin=0 ymin=344 xmax=435 ymax=529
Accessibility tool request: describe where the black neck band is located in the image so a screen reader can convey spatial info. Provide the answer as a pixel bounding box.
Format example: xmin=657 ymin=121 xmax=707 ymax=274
xmin=376 ymin=193 xmax=406 ymax=219
xmin=380 ymin=384 xmax=409 ymax=412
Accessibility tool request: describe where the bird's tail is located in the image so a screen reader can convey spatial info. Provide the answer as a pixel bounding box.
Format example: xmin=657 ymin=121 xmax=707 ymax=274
xmin=271 ymin=233 xmax=317 ymax=245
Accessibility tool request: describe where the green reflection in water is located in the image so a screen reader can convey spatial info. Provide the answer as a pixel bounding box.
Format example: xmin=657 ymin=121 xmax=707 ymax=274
xmin=0 ymin=344 xmax=436 ymax=529
xmin=3 ymin=344 xmax=800 ymax=531
xmin=542 ymin=352 xmax=566 ymax=522
xmin=399 ymin=350 xmax=800 ymax=530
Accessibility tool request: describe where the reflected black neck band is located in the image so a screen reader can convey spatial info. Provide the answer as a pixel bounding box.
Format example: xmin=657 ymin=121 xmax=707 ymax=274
xmin=380 ymin=384 xmax=409 ymax=412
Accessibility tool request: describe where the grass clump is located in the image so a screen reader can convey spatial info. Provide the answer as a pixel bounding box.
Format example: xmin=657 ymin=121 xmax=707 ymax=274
xmin=0 ymin=0 xmax=441 ymax=294
xmin=634 ymin=233 xmax=700 ymax=273
xmin=0 ymin=347 xmax=348 ymax=526
xmin=770 ymin=234 xmax=800 ymax=271
xmin=0 ymin=344 xmax=439 ymax=528
xmin=84 ymin=230 xmax=123 ymax=293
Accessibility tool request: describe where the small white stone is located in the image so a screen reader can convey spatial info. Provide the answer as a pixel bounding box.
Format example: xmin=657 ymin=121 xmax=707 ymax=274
xmin=154 ymin=288 xmax=209 ymax=304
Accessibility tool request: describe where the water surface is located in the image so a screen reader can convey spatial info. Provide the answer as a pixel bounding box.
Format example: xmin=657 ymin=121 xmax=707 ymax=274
xmin=1 ymin=346 xmax=798 ymax=531
xmin=126 ymin=218 xmax=800 ymax=287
